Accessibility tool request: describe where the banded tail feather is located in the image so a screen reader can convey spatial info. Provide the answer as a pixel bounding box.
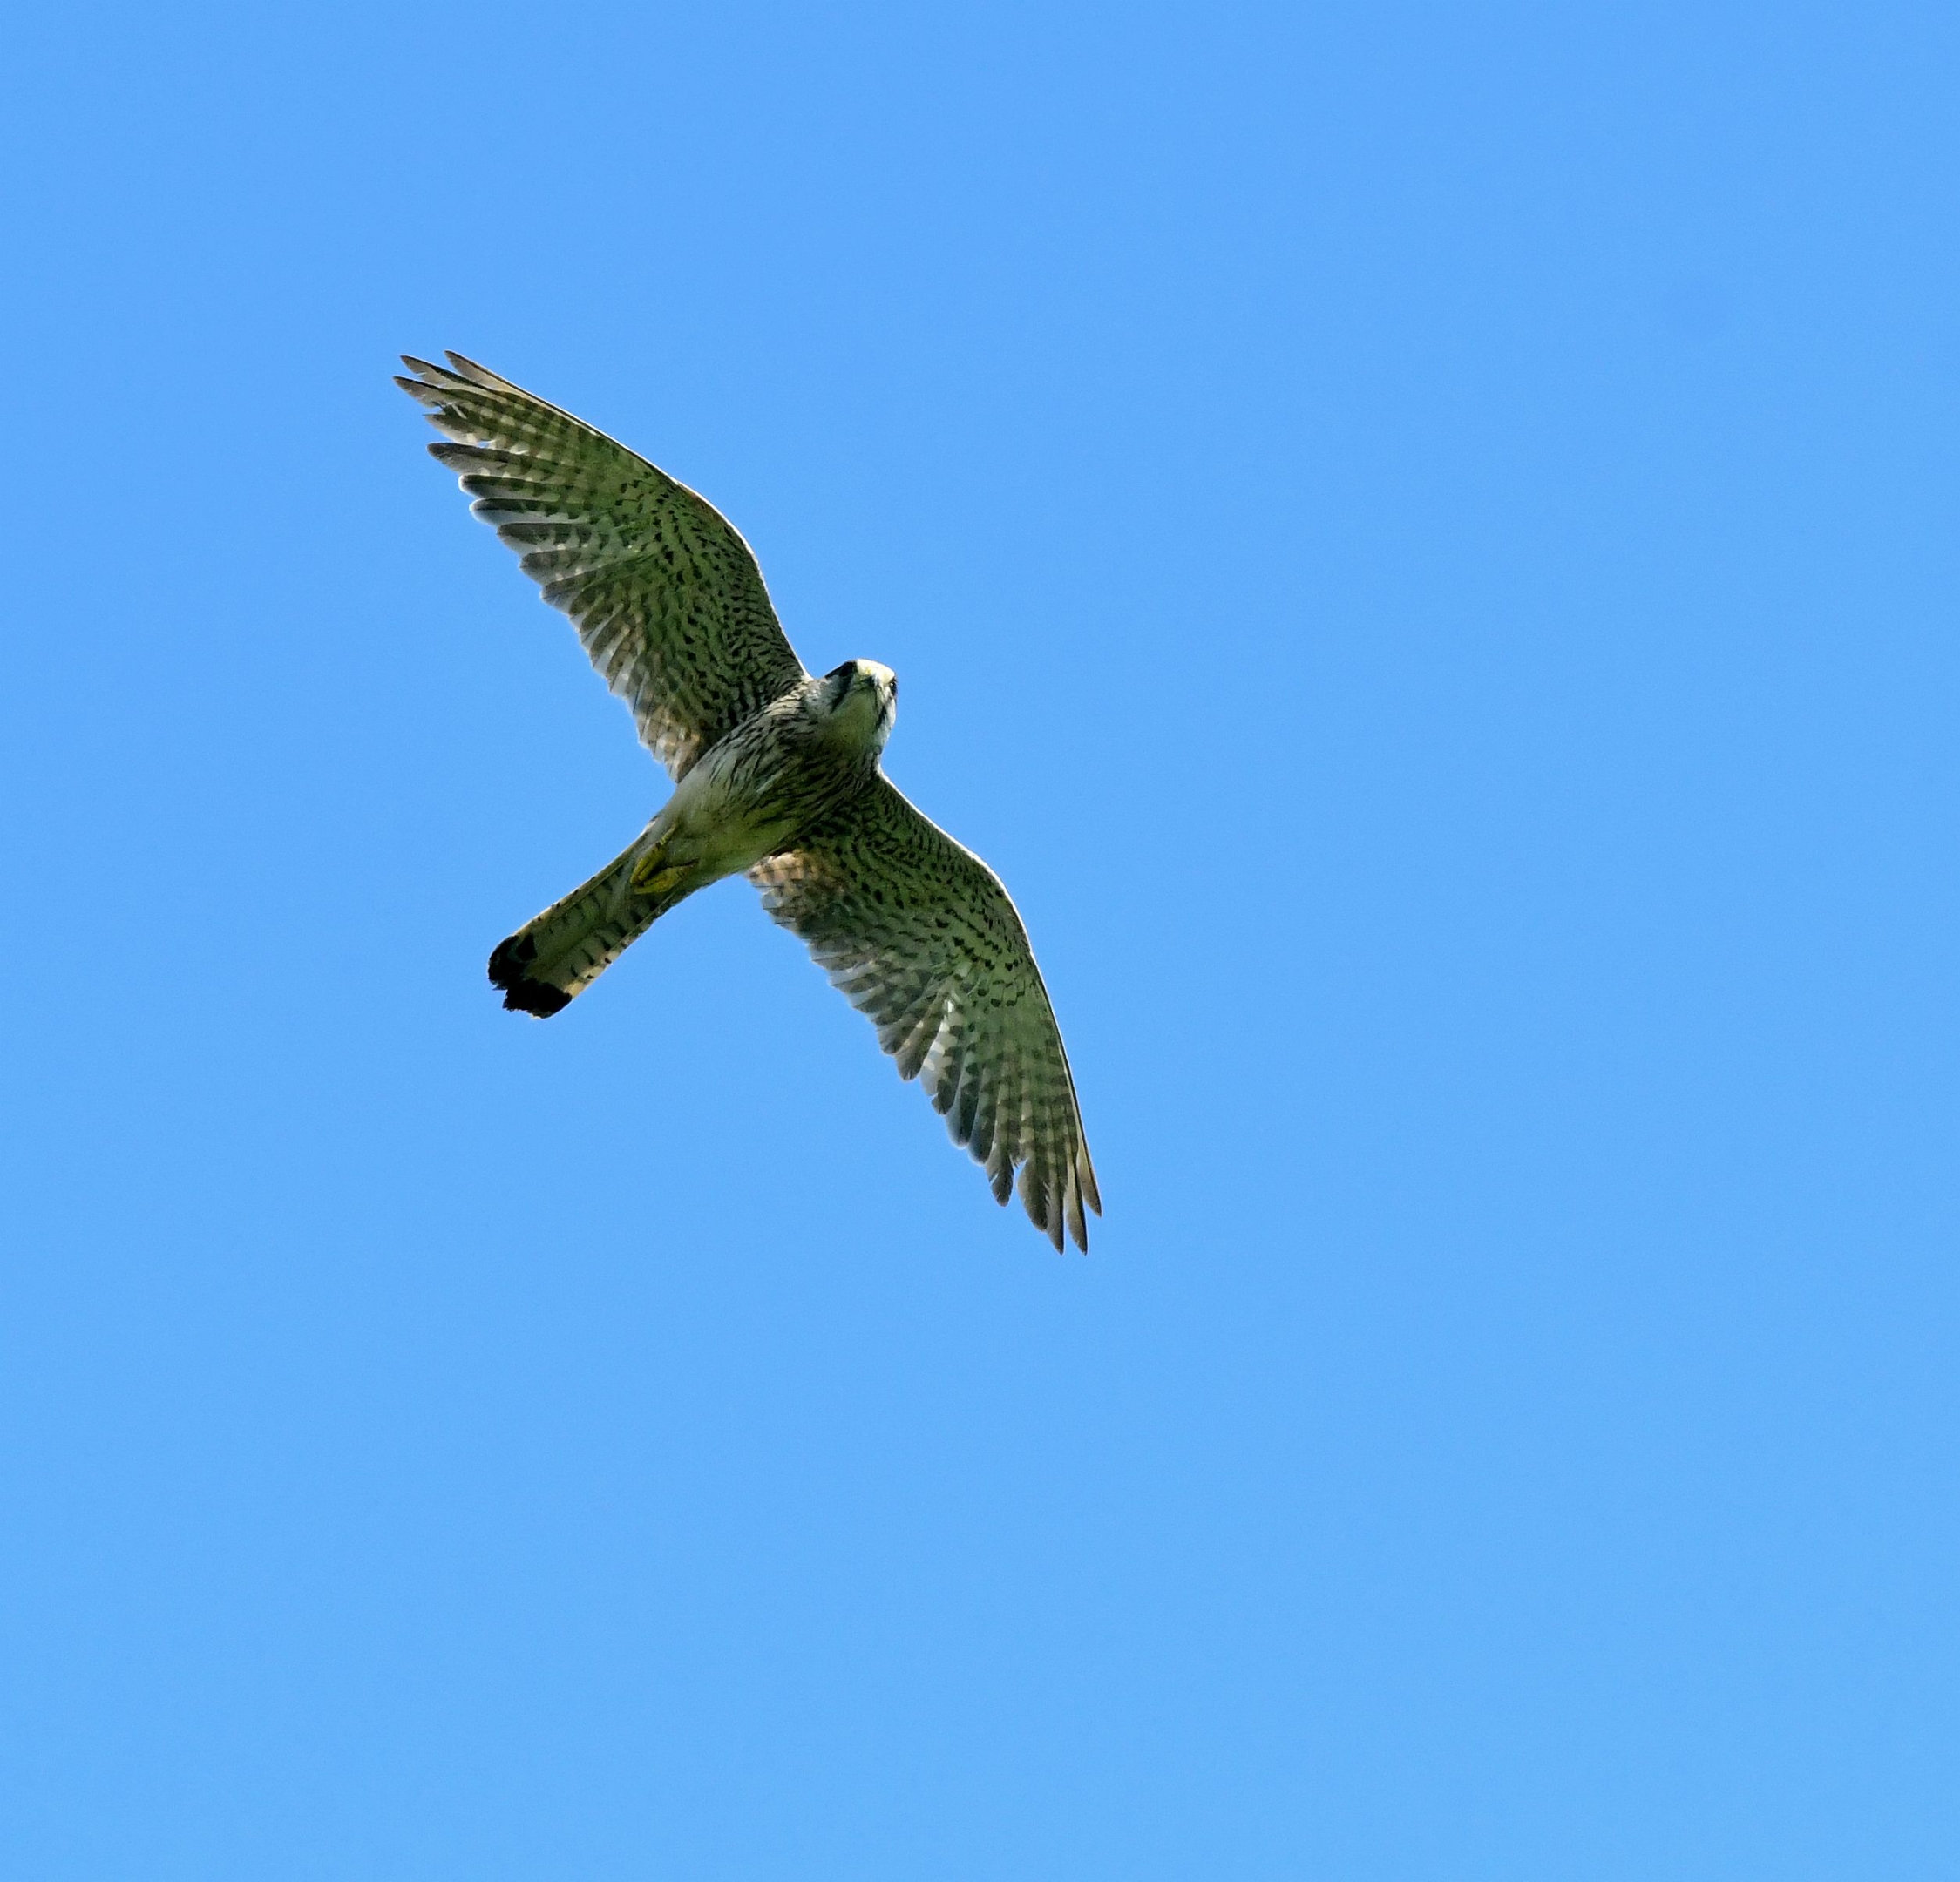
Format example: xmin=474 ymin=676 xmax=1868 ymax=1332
xmin=487 ymin=838 xmax=686 ymax=1016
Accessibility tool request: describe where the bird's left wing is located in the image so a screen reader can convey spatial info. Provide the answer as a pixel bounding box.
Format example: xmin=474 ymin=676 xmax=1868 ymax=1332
xmin=398 ymin=353 xmax=808 ymax=781
xmin=750 ymin=777 xmax=1100 ymax=1250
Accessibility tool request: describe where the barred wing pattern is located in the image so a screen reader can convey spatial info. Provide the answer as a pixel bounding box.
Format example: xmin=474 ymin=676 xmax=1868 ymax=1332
xmin=751 ymin=779 xmax=1100 ymax=1250
xmin=398 ymin=354 xmax=807 ymax=780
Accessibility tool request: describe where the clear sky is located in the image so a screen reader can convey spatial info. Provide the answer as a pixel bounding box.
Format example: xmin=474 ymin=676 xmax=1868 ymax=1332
xmin=3 ymin=2 xmax=1955 ymax=1876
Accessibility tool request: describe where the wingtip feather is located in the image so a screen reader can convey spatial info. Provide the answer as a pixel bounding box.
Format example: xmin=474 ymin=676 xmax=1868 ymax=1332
xmin=444 ymin=349 xmax=511 ymax=389
xmin=1065 ymin=1171 xmax=1089 ymax=1253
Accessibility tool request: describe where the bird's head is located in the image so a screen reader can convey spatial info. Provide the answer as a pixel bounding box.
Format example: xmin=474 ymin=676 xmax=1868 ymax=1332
xmin=820 ymin=659 xmax=899 ymax=756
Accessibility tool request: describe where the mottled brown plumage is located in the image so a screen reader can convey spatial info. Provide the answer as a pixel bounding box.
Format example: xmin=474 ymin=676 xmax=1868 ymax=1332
xmin=399 ymin=353 xmax=1099 ymax=1250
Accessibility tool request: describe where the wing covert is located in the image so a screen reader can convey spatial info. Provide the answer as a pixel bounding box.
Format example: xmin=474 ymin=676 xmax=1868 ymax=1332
xmin=398 ymin=353 xmax=807 ymax=779
xmin=750 ymin=778 xmax=1100 ymax=1250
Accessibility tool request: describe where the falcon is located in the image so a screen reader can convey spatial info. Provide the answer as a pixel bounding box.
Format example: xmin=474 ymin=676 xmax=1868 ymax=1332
xmin=397 ymin=353 xmax=1100 ymax=1250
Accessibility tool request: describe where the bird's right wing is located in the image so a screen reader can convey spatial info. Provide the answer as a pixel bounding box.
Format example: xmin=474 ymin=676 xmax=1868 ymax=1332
xmin=750 ymin=777 xmax=1100 ymax=1251
xmin=398 ymin=353 xmax=808 ymax=780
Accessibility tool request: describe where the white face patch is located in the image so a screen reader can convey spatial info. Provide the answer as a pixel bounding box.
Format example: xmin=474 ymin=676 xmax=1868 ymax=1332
xmin=822 ymin=661 xmax=897 ymax=757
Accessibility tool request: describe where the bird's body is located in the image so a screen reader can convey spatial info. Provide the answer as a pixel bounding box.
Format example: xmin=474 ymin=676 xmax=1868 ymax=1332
xmin=399 ymin=353 xmax=1099 ymax=1249
xmin=490 ymin=660 xmax=896 ymax=1013
xmin=643 ymin=659 xmax=897 ymax=903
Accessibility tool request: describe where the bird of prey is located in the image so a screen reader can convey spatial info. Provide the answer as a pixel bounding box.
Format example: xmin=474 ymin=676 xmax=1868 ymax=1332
xmin=397 ymin=353 xmax=1100 ymax=1250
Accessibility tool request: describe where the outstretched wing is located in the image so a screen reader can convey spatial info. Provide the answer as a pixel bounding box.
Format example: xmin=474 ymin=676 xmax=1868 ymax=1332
xmin=398 ymin=353 xmax=807 ymax=780
xmin=750 ymin=778 xmax=1100 ymax=1251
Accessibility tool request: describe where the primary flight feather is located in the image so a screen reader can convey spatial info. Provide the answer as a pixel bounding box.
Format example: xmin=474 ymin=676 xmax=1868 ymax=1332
xmin=397 ymin=353 xmax=1100 ymax=1250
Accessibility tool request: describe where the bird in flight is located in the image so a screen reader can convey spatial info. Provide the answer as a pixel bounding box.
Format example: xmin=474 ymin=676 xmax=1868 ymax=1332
xmin=398 ymin=354 xmax=1100 ymax=1250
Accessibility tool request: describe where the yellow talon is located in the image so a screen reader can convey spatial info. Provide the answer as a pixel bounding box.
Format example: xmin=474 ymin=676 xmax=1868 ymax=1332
xmin=631 ymin=853 xmax=686 ymax=897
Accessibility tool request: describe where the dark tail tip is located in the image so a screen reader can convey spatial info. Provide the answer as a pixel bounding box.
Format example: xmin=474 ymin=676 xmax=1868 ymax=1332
xmin=488 ymin=933 xmax=573 ymax=1018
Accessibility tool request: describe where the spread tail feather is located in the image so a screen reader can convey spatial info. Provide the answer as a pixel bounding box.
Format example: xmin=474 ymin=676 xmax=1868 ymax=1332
xmin=488 ymin=836 xmax=684 ymax=1016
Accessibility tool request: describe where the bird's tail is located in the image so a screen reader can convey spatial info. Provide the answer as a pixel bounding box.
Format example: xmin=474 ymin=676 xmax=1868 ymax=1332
xmin=487 ymin=835 xmax=688 ymax=1016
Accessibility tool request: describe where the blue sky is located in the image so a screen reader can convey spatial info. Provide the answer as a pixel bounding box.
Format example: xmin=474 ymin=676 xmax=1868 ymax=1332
xmin=3 ymin=2 xmax=1956 ymax=1875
